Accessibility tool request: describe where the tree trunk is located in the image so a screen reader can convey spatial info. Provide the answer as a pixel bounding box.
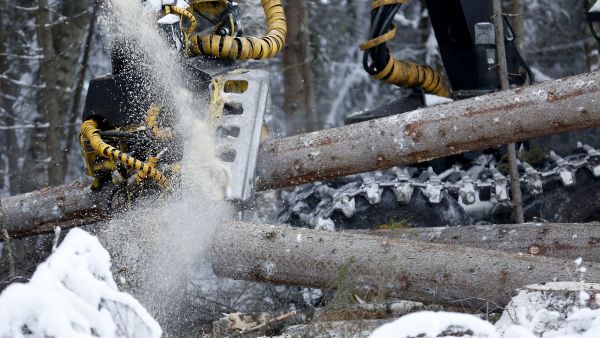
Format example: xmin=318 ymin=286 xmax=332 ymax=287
xmin=0 ymin=5 xmax=21 ymax=195
xmin=494 ymin=0 xmax=523 ymax=224
xmin=257 ymin=70 xmax=600 ymax=190
xmin=510 ymin=0 xmax=525 ymax=55
xmin=62 ymin=0 xmax=101 ymax=182
xmin=282 ymin=0 xmax=316 ymax=135
xmin=35 ymin=0 xmax=64 ymax=187
xmin=212 ymin=220 xmax=600 ymax=309
xmin=353 ymin=223 xmax=600 ymax=263
xmin=584 ymin=0 xmax=599 ymax=72
xmin=4 ymin=179 xmax=600 ymax=264
xmin=5 ymin=72 xmax=600 ymax=229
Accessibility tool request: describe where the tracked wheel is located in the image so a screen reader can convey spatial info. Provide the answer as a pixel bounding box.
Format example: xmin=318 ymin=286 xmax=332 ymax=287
xmin=278 ymin=144 xmax=600 ymax=230
xmin=523 ymin=170 xmax=600 ymax=223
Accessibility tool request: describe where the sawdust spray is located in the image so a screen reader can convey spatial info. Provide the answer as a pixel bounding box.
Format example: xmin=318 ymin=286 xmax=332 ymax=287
xmin=95 ymin=0 xmax=231 ymax=332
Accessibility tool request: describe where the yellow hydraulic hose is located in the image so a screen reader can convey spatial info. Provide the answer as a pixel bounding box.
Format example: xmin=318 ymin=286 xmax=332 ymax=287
xmin=135 ymin=156 xmax=158 ymax=182
xmin=360 ymin=0 xmax=450 ymax=97
xmin=80 ymin=120 xmax=169 ymax=189
xmin=189 ymin=0 xmax=287 ymax=59
xmin=164 ymin=5 xmax=197 ymax=35
xmin=145 ymin=104 xmax=173 ymax=140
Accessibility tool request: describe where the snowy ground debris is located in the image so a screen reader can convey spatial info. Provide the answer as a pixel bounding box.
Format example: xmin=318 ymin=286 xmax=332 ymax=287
xmin=3 ymin=227 xmax=600 ymax=338
xmin=369 ymin=283 xmax=600 ymax=338
xmin=369 ymin=311 xmax=498 ymax=338
xmin=0 ymin=228 xmax=161 ymax=338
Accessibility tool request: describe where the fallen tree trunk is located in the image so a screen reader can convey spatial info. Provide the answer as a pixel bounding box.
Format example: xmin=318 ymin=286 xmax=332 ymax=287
xmin=212 ymin=221 xmax=600 ymax=309
xmin=4 ymin=71 xmax=600 ymax=236
xmin=5 ymin=182 xmax=600 ymax=263
xmin=256 ymin=71 xmax=600 ymax=190
xmin=358 ymin=223 xmax=600 ymax=262
xmin=1 ymin=181 xmax=108 ymax=239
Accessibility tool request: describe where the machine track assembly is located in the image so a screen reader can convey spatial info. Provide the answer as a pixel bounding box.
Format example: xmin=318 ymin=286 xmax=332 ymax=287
xmin=278 ymin=143 xmax=600 ymax=230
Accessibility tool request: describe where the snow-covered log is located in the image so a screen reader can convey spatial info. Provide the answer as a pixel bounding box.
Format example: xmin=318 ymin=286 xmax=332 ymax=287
xmin=212 ymin=221 xmax=600 ymax=309
xmin=256 ymin=71 xmax=600 ymax=190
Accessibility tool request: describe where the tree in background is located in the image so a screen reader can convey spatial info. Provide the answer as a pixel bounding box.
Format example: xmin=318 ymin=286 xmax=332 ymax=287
xmin=0 ymin=0 xmax=104 ymax=195
xmin=282 ymin=0 xmax=316 ymax=135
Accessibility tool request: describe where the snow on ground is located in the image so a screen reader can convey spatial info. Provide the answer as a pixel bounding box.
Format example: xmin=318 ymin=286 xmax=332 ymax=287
xmin=3 ymin=228 xmax=600 ymax=338
xmin=369 ymin=285 xmax=600 ymax=338
xmin=0 ymin=228 xmax=161 ymax=338
xmin=369 ymin=311 xmax=499 ymax=338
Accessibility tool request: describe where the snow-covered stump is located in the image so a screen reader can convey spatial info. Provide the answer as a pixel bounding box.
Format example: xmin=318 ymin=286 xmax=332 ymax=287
xmin=0 ymin=228 xmax=161 ymax=338
xmin=496 ymin=282 xmax=600 ymax=337
xmin=212 ymin=221 xmax=600 ymax=310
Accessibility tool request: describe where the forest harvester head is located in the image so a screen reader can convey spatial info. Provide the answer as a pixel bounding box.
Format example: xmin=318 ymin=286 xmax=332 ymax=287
xmin=78 ymin=0 xmax=286 ymax=204
xmin=78 ymin=0 xmax=532 ymax=208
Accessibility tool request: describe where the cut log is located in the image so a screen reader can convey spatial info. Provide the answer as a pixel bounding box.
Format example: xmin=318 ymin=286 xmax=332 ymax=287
xmin=3 ymin=177 xmax=600 ymax=268
xmin=1 ymin=181 xmax=108 ymax=239
xmin=356 ymin=223 xmax=600 ymax=262
xmin=256 ymin=71 xmax=600 ymax=190
xmin=212 ymin=221 xmax=600 ymax=309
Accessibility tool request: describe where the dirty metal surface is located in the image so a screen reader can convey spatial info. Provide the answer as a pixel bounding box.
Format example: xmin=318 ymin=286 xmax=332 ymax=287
xmin=211 ymin=69 xmax=270 ymax=201
xmin=256 ymin=71 xmax=600 ymax=190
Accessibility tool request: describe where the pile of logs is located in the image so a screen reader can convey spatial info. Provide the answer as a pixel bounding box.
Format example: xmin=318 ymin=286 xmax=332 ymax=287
xmin=3 ymin=71 xmax=600 ymax=309
xmin=212 ymin=221 xmax=600 ymax=310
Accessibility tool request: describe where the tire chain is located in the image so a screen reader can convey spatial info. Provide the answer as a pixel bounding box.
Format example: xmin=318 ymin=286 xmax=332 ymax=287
xmin=279 ymin=142 xmax=600 ymax=230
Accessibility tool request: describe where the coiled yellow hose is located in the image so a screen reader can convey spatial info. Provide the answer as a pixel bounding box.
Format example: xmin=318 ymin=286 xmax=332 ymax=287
xmin=360 ymin=0 xmax=450 ymax=97
xmin=189 ymin=0 xmax=287 ymax=59
xmin=164 ymin=5 xmax=197 ymax=35
xmin=80 ymin=120 xmax=168 ymax=189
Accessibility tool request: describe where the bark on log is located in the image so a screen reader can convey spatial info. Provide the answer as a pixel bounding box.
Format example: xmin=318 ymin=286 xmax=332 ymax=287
xmin=256 ymin=71 xmax=600 ymax=190
xmin=1 ymin=181 xmax=108 ymax=239
xmin=211 ymin=221 xmax=600 ymax=309
xmin=357 ymin=223 xmax=600 ymax=263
